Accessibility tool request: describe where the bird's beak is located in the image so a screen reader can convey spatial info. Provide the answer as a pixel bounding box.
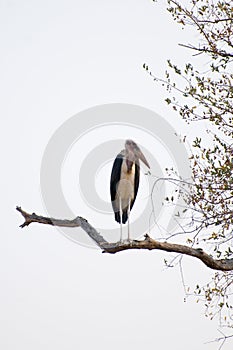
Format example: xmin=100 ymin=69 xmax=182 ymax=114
xmin=137 ymin=149 xmax=150 ymax=169
xmin=125 ymin=140 xmax=150 ymax=168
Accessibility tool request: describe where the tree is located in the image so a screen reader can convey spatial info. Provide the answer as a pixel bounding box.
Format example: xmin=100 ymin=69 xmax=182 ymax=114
xmin=147 ymin=0 xmax=233 ymax=345
xmin=17 ymin=0 xmax=233 ymax=347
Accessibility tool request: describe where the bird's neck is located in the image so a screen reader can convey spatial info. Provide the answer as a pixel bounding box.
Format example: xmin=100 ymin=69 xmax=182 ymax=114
xmin=126 ymin=158 xmax=134 ymax=173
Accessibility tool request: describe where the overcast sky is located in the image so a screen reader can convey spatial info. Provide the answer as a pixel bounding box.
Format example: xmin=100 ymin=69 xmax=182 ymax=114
xmin=1 ymin=1 xmax=231 ymax=349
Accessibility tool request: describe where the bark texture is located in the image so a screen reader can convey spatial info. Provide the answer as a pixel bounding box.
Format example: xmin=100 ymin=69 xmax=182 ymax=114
xmin=16 ymin=206 xmax=233 ymax=271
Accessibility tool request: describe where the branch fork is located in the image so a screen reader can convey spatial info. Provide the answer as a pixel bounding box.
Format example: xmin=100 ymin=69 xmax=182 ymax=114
xmin=16 ymin=206 xmax=233 ymax=271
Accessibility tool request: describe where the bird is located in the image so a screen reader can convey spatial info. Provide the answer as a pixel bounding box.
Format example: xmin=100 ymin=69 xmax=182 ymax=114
xmin=110 ymin=139 xmax=150 ymax=242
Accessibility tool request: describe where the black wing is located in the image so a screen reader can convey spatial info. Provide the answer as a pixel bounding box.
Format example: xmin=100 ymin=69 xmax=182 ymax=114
xmin=110 ymin=152 xmax=124 ymax=223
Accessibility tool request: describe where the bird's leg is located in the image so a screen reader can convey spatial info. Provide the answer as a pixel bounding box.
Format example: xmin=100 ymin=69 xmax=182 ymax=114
xmin=127 ymin=199 xmax=131 ymax=242
xmin=119 ymin=197 xmax=123 ymax=243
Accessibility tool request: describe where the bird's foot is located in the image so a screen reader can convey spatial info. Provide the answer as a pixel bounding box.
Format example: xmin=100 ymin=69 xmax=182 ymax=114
xmin=124 ymin=238 xmax=132 ymax=245
xmin=117 ymin=238 xmax=131 ymax=245
xmin=117 ymin=239 xmax=124 ymax=245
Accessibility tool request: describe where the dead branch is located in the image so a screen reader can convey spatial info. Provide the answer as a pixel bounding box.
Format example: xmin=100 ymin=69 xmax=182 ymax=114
xmin=16 ymin=206 xmax=233 ymax=271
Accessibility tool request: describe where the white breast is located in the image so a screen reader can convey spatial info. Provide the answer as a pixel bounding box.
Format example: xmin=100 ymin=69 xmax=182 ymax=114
xmin=116 ymin=161 xmax=135 ymax=210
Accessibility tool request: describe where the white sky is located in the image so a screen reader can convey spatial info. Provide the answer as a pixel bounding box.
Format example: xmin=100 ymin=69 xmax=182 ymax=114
xmin=1 ymin=1 xmax=231 ymax=349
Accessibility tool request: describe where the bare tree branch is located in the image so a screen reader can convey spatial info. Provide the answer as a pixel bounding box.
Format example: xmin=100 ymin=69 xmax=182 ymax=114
xmin=178 ymin=43 xmax=233 ymax=58
xmin=16 ymin=207 xmax=233 ymax=271
xmin=16 ymin=206 xmax=107 ymax=247
xmin=205 ymin=330 xmax=233 ymax=350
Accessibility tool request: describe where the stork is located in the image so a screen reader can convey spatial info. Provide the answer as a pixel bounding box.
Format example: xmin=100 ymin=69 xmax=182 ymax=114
xmin=110 ymin=140 xmax=150 ymax=242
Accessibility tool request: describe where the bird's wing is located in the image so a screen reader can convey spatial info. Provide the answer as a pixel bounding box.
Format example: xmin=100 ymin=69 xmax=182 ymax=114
xmin=110 ymin=152 xmax=124 ymax=213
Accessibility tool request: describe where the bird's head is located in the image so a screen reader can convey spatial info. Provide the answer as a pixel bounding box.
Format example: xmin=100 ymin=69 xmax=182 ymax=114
xmin=125 ymin=139 xmax=150 ymax=168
